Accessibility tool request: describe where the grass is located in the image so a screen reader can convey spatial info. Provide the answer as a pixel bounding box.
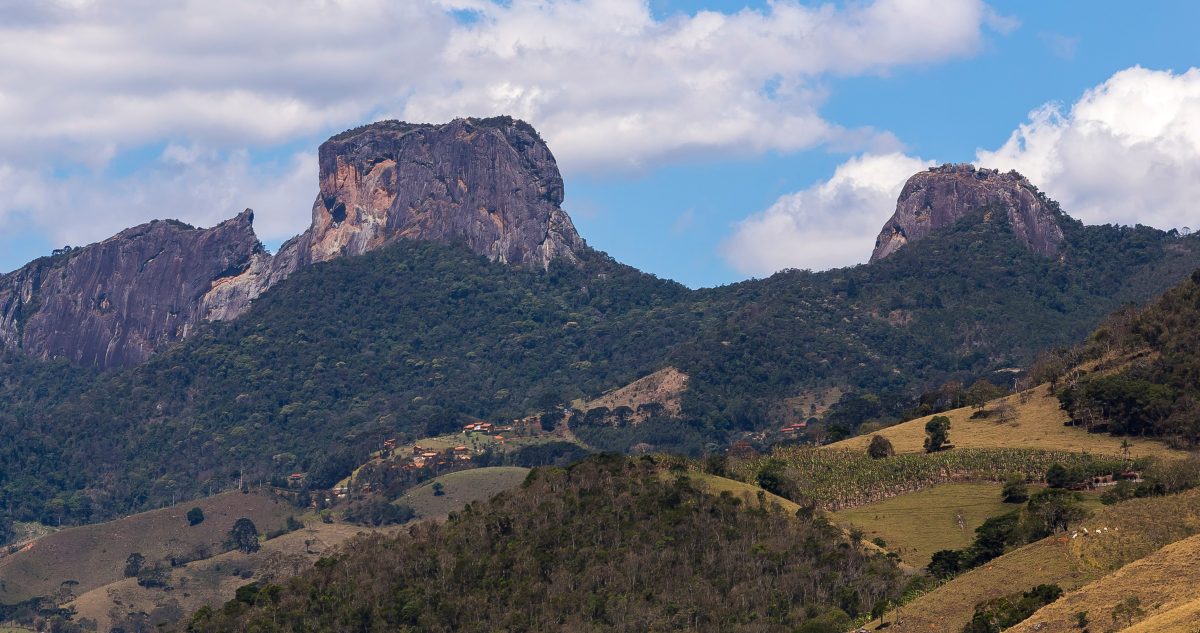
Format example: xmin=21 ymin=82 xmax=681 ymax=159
xmin=828 ymin=385 xmax=1188 ymax=461
xmin=339 ymin=431 xmax=566 ymax=488
xmin=1005 ymin=532 xmax=1200 ymax=633
xmin=831 ymin=483 xmax=1012 ymax=566
xmin=863 ymin=488 xmax=1200 ymax=632
xmin=688 ymin=472 xmax=800 ymax=514
xmin=395 ymin=467 xmax=531 ymax=519
xmin=0 ymin=490 xmax=294 ymax=606
xmin=65 ymin=518 xmax=377 ymax=633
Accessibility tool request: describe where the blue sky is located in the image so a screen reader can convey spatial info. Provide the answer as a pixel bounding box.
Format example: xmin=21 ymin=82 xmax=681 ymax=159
xmin=2 ymin=1 xmax=1198 ymax=288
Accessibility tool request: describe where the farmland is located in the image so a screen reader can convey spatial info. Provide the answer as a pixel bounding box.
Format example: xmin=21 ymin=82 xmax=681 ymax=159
xmin=830 ymin=483 xmax=1012 ymax=566
xmin=732 ymin=446 xmax=1127 ymax=510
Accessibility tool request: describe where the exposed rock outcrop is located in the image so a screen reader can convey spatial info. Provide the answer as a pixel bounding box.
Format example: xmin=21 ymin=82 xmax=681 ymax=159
xmin=1 ymin=117 xmax=586 ymax=369
xmin=870 ymin=164 xmax=1065 ymax=262
xmin=0 ymin=211 xmax=264 ymax=368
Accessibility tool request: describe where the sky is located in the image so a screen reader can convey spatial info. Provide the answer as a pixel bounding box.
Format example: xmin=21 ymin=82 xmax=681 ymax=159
xmin=1 ymin=1 xmax=1198 ymax=288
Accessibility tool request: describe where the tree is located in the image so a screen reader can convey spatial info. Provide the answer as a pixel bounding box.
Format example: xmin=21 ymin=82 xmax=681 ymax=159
xmin=966 ymin=379 xmax=1006 ymax=410
xmin=755 ymin=459 xmax=788 ymax=497
xmin=1001 ymin=477 xmax=1028 ymax=503
xmin=867 ymin=435 xmax=894 ymax=459
xmin=187 ymin=507 xmax=205 ymax=526
xmin=228 ymin=518 xmax=260 ymax=553
xmin=1027 ymin=489 xmax=1090 ymax=536
xmin=432 ymin=481 xmax=446 ymax=497
xmin=924 ymin=415 xmax=951 ymax=453
xmin=124 ymin=552 xmax=145 ymax=578
xmin=1110 ymin=596 xmax=1144 ymax=627
xmin=1045 ymin=463 xmax=1070 ymax=488
xmin=928 ymin=549 xmax=962 ymax=579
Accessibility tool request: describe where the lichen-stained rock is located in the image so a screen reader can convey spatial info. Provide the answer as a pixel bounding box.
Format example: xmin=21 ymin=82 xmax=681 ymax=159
xmin=270 ymin=116 xmax=585 ymax=276
xmin=0 ymin=210 xmax=264 ymax=369
xmin=870 ymin=164 xmax=1065 ymax=263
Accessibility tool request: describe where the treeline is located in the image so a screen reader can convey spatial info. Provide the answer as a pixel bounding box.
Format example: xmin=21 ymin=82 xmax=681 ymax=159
xmin=1056 ymin=269 xmax=1200 ymax=446
xmin=189 ymin=456 xmax=904 ymax=633
xmin=2 ymin=210 xmax=1200 ymax=529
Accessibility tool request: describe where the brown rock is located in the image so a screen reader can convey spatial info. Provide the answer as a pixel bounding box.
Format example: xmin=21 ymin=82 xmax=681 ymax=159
xmin=871 ymin=164 xmax=1064 ymax=262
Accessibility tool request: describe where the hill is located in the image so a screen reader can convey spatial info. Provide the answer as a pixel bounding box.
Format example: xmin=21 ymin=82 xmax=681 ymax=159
xmin=828 ymin=385 xmax=1188 ymax=461
xmin=863 ymin=487 xmax=1200 ymax=632
xmin=0 ymin=491 xmax=293 ymax=606
xmin=395 ymin=467 xmax=530 ymax=520
xmin=188 ymin=456 xmax=905 ymax=633
xmin=1007 ymin=531 xmax=1200 ymax=632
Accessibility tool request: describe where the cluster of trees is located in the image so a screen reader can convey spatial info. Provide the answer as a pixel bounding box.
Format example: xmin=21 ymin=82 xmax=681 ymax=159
xmin=962 ymin=584 xmax=1063 ymax=633
xmin=189 ymin=456 xmax=905 ymax=632
xmin=2 ymin=208 xmax=1199 ymax=531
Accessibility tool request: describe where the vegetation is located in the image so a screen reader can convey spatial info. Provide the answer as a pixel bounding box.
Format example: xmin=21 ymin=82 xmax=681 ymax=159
xmin=961 ymin=584 xmax=1063 ymax=633
xmin=227 ymin=518 xmax=260 ymax=554
xmin=924 ymin=415 xmax=952 ymax=452
xmin=189 ymin=456 xmax=905 ymax=632
xmin=186 ymin=507 xmax=204 ymax=526
xmin=867 ymin=435 xmax=894 ymax=459
xmin=2 ymin=209 xmax=1199 ymax=529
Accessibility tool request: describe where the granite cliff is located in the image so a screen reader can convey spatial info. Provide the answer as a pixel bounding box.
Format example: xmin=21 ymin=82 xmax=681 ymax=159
xmin=0 ymin=117 xmax=586 ymax=369
xmin=871 ymin=164 xmax=1065 ymax=262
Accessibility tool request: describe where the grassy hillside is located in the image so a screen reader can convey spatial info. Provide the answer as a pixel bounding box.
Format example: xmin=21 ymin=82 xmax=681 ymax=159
xmin=65 ymin=520 xmax=373 ymax=633
xmin=828 ymin=385 xmax=1187 ymax=461
xmin=1007 ymin=532 xmax=1200 ymax=633
xmin=0 ymin=491 xmax=293 ymax=606
xmin=863 ymin=488 xmax=1200 ymax=632
xmin=189 ymin=456 xmax=905 ymax=633
xmin=395 ymin=467 xmax=530 ymax=519
xmin=831 ymin=483 xmax=1012 ymax=566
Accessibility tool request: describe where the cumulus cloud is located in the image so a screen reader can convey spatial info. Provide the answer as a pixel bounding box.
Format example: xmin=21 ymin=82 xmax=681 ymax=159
xmin=977 ymin=66 xmax=1200 ymax=232
xmin=721 ymin=152 xmax=933 ymax=275
xmin=407 ymin=0 xmax=997 ymax=172
xmin=0 ymin=0 xmax=1000 ymax=250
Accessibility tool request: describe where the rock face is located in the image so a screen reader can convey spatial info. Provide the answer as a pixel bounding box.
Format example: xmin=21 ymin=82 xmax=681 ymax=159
xmin=871 ymin=164 xmax=1065 ymax=263
xmin=0 ymin=117 xmax=586 ymax=369
xmin=0 ymin=211 xmax=264 ymax=368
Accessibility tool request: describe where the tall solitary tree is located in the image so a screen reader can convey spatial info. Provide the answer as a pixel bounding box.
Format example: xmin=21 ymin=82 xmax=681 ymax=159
xmin=924 ymin=416 xmax=951 ymax=453
xmin=867 ymin=435 xmax=895 ymax=459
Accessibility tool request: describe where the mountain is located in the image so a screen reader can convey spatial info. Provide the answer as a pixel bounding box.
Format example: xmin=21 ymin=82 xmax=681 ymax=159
xmin=0 ymin=212 xmax=265 ymax=368
xmin=0 ymin=117 xmax=585 ymax=369
xmin=871 ymin=164 xmax=1065 ymax=262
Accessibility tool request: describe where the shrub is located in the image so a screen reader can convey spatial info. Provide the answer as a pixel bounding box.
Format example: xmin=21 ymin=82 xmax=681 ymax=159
xmin=187 ymin=507 xmax=204 ymax=526
xmin=867 ymin=435 xmax=895 ymax=459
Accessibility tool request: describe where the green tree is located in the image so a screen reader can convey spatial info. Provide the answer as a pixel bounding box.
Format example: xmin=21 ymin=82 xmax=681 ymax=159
xmin=867 ymin=435 xmax=895 ymax=459
xmin=431 ymin=481 xmax=446 ymax=497
xmin=928 ymin=549 xmax=963 ymax=579
xmin=924 ymin=415 xmax=951 ymax=453
xmin=1110 ymin=596 xmax=1144 ymax=627
xmin=1027 ymin=489 xmax=1090 ymax=536
xmin=966 ymin=379 xmax=1006 ymax=410
xmin=187 ymin=507 xmax=205 ymax=526
xmin=228 ymin=518 xmax=260 ymax=554
xmin=1045 ymin=462 xmax=1070 ymax=488
xmin=1001 ymin=477 xmax=1028 ymax=503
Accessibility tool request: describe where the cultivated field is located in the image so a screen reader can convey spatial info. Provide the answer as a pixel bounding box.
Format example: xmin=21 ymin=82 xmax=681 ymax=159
xmin=828 ymin=385 xmax=1188 ymax=461
xmin=395 ymin=467 xmax=530 ymax=519
xmin=0 ymin=491 xmax=294 ymax=605
xmin=831 ymin=482 xmax=1012 ymax=566
xmin=861 ymin=488 xmax=1200 ymax=632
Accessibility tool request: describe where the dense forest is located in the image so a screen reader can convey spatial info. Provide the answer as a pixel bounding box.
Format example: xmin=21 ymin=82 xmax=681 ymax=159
xmin=1057 ymin=268 xmax=1200 ymax=445
xmin=188 ymin=456 xmax=904 ymax=633
xmin=2 ymin=205 xmax=1199 ymax=529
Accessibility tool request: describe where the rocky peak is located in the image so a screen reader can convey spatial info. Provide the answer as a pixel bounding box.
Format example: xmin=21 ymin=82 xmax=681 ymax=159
xmin=870 ymin=163 xmax=1065 ymax=262
xmin=0 ymin=210 xmax=263 ymax=368
xmin=270 ymin=116 xmax=584 ymax=277
xmin=1 ymin=117 xmax=587 ymax=369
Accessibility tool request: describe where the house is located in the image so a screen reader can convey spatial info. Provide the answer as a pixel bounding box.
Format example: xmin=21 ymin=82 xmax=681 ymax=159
xmin=453 ymin=445 xmax=470 ymax=453
xmin=1091 ymin=474 xmax=1116 ymax=487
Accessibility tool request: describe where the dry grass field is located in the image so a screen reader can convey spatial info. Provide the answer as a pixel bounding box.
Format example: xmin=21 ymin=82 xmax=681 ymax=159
xmin=828 ymin=385 xmax=1188 ymax=461
xmin=395 ymin=467 xmax=531 ymax=519
xmin=831 ymin=483 xmax=1012 ymax=566
xmin=0 ymin=491 xmax=294 ymax=606
xmin=860 ymin=488 xmax=1200 ymax=632
xmin=578 ymin=366 xmax=688 ymax=420
xmin=1007 ymin=532 xmax=1200 ymax=633
xmin=66 ymin=520 xmax=375 ymax=632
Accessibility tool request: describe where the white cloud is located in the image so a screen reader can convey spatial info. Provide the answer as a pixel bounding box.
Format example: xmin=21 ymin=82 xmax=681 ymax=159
xmin=0 ymin=0 xmax=1001 ymax=250
xmin=977 ymin=66 xmax=1200 ymax=232
xmin=405 ymin=0 xmax=997 ymax=173
xmin=721 ymin=152 xmax=933 ymax=275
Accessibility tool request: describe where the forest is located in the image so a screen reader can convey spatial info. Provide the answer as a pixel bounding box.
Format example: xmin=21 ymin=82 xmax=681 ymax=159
xmin=1 ymin=206 xmax=1199 ymax=529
